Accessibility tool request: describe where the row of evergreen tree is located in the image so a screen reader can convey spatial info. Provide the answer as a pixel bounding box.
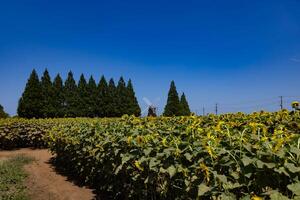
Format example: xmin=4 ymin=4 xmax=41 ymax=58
xmin=163 ymin=81 xmax=191 ymax=116
xmin=17 ymin=69 xmax=141 ymax=118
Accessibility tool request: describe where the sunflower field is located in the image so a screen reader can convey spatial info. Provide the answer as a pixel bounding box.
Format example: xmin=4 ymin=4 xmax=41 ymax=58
xmin=1 ymin=110 xmax=300 ymax=199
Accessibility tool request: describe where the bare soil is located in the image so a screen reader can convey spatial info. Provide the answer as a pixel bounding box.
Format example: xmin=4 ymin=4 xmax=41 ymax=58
xmin=0 ymin=148 xmax=95 ymax=200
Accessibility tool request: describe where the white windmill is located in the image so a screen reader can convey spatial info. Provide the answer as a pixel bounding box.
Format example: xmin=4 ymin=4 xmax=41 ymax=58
xmin=142 ymin=97 xmax=160 ymax=117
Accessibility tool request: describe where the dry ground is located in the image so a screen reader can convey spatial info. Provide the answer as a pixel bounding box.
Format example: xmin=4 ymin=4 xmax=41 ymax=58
xmin=0 ymin=148 xmax=95 ymax=200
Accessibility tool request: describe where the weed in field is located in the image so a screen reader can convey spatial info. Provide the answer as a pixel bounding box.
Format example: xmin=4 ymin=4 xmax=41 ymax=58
xmin=0 ymin=155 xmax=33 ymax=200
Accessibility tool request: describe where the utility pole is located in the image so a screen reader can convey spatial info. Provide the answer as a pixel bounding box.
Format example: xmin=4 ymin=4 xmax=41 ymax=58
xmin=215 ymin=103 xmax=218 ymax=115
xmin=202 ymin=107 xmax=205 ymax=116
xmin=279 ymin=96 xmax=283 ymax=110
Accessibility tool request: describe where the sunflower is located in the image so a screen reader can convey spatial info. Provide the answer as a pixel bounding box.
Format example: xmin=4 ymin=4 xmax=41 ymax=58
xmin=291 ymin=101 xmax=299 ymax=109
xmin=199 ymin=162 xmax=210 ymax=183
xmin=251 ymin=195 xmax=263 ymax=200
xmin=134 ymin=161 xmax=144 ymax=171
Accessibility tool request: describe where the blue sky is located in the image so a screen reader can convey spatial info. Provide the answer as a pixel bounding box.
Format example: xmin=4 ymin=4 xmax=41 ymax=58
xmin=0 ymin=0 xmax=300 ymax=116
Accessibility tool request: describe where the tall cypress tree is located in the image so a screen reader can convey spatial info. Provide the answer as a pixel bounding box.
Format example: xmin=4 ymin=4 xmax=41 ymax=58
xmin=163 ymin=81 xmax=181 ymax=116
xmin=0 ymin=104 xmax=8 ymax=118
xmin=180 ymin=93 xmax=191 ymax=116
xmin=41 ymin=69 xmax=55 ymax=118
xmin=97 ymin=76 xmax=108 ymax=117
xmin=107 ymin=78 xmax=118 ymax=117
xmin=53 ymin=74 xmax=64 ymax=118
xmin=87 ymin=76 xmax=97 ymax=117
xmin=64 ymin=71 xmax=78 ymax=117
xmin=127 ymin=79 xmax=141 ymax=116
xmin=116 ymin=77 xmax=128 ymax=117
xmin=77 ymin=74 xmax=88 ymax=117
xmin=18 ymin=69 xmax=43 ymax=118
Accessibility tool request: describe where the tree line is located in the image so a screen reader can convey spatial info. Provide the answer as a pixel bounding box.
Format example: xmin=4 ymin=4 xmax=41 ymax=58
xmin=0 ymin=104 xmax=9 ymax=118
xmin=16 ymin=69 xmax=191 ymax=118
xmin=17 ymin=69 xmax=141 ymax=118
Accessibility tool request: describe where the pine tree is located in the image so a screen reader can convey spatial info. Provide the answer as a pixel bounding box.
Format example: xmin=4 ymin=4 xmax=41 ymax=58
xmin=163 ymin=81 xmax=181 ymax=116
xmin=127 ymin=79 xmax=141 ymax=116
xmin=180 ymin=93 xmax=191 ymax=116
xmin=97 ymin=76 xmax=108 ymax=117
xmin=41 ymin=69 xmax=55 ymax=118
xmin=87 ymin=76 xmax=97 ymax=117
xmin=0 ymin=104 xmax=8 ymax=118
xmin=53 ymin=74 xmax=64 ymax=118
xmin=116 ymin=77 xmax=128 ymax=117
xmin=64 ymin=71 xmax=78 ymax=117
xmin=18 ymin=69 xmax=43 ymax=118
xmin=107 ymin=78 xmax=118 ymax=117
xmin=77 ymin=74 xmax=88 ymax=117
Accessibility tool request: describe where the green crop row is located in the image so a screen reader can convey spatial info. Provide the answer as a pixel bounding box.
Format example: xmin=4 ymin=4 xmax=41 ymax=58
xmin=46 ymin=111 xmax=300 ymax=199
xmin=1 ymin=111 xmax=300 ymax=199
xmin=0 ymin=118 xmax=52 ymax=149
xmin=0 ymin=118 xmax=108 ymax=149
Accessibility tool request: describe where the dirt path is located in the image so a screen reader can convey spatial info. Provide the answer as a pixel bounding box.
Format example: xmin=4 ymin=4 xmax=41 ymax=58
xmin=0 ymin=148 xmax=95 ymax=200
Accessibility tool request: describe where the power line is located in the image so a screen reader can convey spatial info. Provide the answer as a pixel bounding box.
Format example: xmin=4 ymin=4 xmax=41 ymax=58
xmin=220 ymin=97 xmax=278 ymax=106
xmin=283 ymin=96 xmax=300 ymax=99
xmin=220 ymin=101 xmax=279 ymax=109
xmin=195 ymin=95 xmax=300 ymax=114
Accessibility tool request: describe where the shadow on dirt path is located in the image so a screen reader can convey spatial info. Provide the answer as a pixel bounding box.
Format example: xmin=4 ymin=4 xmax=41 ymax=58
xmin=0 ymin=148 xmax=96 ymax=200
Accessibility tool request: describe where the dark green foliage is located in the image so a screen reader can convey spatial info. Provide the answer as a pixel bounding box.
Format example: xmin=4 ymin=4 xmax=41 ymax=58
xmin=87 ymin=76 xmax=98 ymax=117
xmin=0 ymin=104 xmax=9 ymax=118
xmin=18 ymin=69 xmax=43 ymax=118
xmin=97 ymin=76 xmax=108 ymax=117
xmin=63 ymin=71 xmax=78 ymax=117
xmin=107 ymin=79 xmax=118 ymax=117
xmin=53 ymin=74 xmax=65 ymax=118
xmin=116 ymin=77 xmax=128 ymax=117
xmin=127 ymin=79 xmax=141 ymax=116
xmin=18 ymin=69 xmax=141 ymax=118
xmin=77 ymin=74 xmax=89 ymax=117
xmin=41 ymin=69 xmax=55 ymax=118
xmin=163 ymin=81 xmax=181 ymax=116
xmin=180 ymin=93 xmax=191 ymax=116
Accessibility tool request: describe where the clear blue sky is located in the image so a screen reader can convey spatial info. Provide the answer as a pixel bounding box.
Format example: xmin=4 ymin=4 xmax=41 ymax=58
xmin=0 ymin=0 xmax=300 ymax=116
